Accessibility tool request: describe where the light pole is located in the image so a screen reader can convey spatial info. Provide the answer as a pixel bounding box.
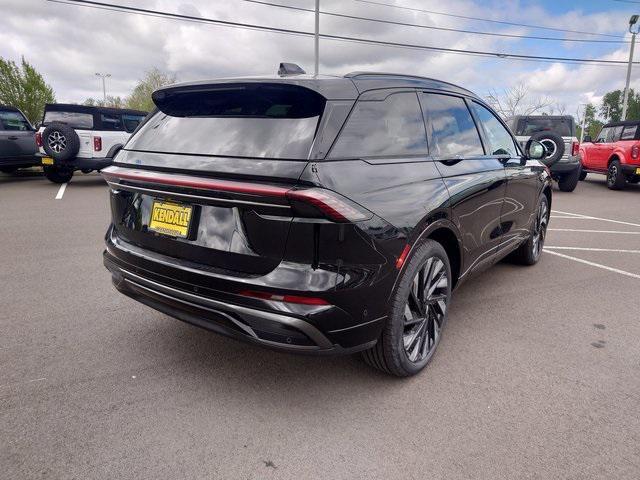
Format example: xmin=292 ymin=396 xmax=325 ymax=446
xmin=621 ymin=15 xmax=639 ymax=120
xmin=314 ymin=0 xmax=319 ymax=76
xmin=95 ymin=72 xmax=111 ymax=103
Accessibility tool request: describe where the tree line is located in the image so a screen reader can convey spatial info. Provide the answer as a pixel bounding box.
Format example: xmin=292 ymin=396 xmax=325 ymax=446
xmin=0 ymin=56 xmax=174 ymax=124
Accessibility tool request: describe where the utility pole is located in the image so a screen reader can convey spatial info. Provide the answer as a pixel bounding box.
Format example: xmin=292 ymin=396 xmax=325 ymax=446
xmin=314 ymin=0 xmax=319 ymax=76
xmin=579 ymin=104 xmax=587 ymax=143
xmin=95 ymin=72 xmax=111 ymax=103
xmin=622 ymin=15 xmax=639 ymax=120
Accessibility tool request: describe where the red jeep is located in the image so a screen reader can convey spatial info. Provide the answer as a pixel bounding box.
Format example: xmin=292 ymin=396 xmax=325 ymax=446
xmin=579 ymin=120 xmax=640 ymax=189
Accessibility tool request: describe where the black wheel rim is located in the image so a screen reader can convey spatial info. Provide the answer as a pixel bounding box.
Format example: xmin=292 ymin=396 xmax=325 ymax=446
xmin=402 ymin=256 xmax=448 ymax=363
xmin=607 ymin=164 xmax=618 ymax=186
xmin=532 ymin=200 xmax=548 ymax=259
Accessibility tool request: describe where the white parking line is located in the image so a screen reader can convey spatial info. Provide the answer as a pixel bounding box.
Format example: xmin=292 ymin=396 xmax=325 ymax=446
xmin=548 ymin=228 xmax=640 ymax=235
xmin=545 ymin=246 xmax=640 ymax=254
xmin=544 ymin=250 xmax=640 ymax=280
xmin=55 ymin=183 xmax=67 ymax=200
xmin=552 ymin=210 xmax=640 ymax=228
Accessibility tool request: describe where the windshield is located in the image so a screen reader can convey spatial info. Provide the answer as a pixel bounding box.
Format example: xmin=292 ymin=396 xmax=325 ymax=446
xmin=126 ymin=84 xmax=325 ymax=159
xmin=515 ymin=117 xmax=573 ymax=137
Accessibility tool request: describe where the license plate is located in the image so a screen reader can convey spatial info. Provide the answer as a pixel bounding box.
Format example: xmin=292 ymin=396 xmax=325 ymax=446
xmin=636 ymin=167 xmax=640 ymax=175
xmin=42 ymin=157 xmax=54 ymax=165
xmin=149 ymin=201 xmax=193 ymax=238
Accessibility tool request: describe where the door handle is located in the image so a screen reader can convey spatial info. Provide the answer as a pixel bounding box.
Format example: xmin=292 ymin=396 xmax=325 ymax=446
xmin=8 ymin=136 xmax=18 ymax=140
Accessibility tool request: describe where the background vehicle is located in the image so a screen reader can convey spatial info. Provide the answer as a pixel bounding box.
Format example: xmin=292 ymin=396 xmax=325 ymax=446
xmin=579 ymin=120 xmax=640 ymax=190
xmin=102 ymin=70 xmax=552 ymax=377
xmin=36 ymin=104 xmax=147 ymax=183
xmin=0 ymin=105 xmax=38 ymax=173
xmin=506 ymin=115 xmax=581 ymax=192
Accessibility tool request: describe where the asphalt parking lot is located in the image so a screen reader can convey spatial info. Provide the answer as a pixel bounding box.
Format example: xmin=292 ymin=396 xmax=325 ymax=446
xmin=1 ymin=171 xmax=639 ymax=479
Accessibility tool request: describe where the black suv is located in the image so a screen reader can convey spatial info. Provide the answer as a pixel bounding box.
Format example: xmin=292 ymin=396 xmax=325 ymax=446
xmin=103 ymin=70 xmax=551 ymax=376
xmin=0 ymin=105 xmax=38 ymax=173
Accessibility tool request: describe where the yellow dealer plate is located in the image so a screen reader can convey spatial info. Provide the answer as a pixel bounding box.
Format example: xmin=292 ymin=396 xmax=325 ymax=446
xmin=149 ymin=201 xmax=193 ymax=238
xmin=636 ymin=167 xmax=640 ymax=175
xmin=42 ymin=157 xmax=54 ymax=165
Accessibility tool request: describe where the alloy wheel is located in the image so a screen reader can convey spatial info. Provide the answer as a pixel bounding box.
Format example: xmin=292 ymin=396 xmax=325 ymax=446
xmin=402 ymin=256 xmax=448 ymax=363
xmin=48 ymin=131 xmax=67 ymax=153
xmin=532 ymin=200 xmax=548 ymax=259
xmin=607 ymin=164 xmax=618 ymax=187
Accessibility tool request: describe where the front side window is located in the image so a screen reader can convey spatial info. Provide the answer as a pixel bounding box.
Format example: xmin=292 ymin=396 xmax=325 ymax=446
xmin=329 ymin=92 xmax=428 ymax=158
xmin=0 ymin=110 xmax=32 ymax=131
xmin=596 ymin=127 xmax=610 ymax=143
xmin=101 ymin=113 xmax=122 ymax=131
xmin=471 ymin=102 xmax=518 ymax=157
xmin=122 ymin=114 xmax=146 ymax=133
xmin=43 ymin=111 xmax=94 ymax=129
xmin=421 ymin=93 xmax=483 ymax=158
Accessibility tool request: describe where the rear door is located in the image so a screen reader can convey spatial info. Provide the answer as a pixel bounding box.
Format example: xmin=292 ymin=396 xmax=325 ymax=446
xmin=106 ymin=83 xmax=325 ymax=275
xmin=469 ymin=101 xmax=537 ymax=249
xmin=592 ymin=126 xmax=618 ymax=170
xmin=0 ymin=110 xmax=36 ymax=159
xmin=420 ymin=92 xmax=506 ymax=276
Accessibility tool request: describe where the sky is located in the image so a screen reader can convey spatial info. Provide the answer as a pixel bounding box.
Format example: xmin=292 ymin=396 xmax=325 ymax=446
xmin=1 ymin=0 xmax=639 ymax=119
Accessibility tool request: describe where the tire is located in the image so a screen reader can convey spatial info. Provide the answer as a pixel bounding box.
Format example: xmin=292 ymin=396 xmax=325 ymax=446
xmin=510 ymin=194 xmax=549 ymax=266
xmin=362 ymin=239 xmax=452 ymax=377
xmin=43 ymin=166 xmax=73 ymax=184
xmin=81 ymin=168 xmax=92 ymax=174
xmin=42 ymin=123 xmax=80 ymax=161
xmin=606 ymin=160 xmax=626 ymax=190
xmin=557 ymin=165 xmax=580 ymax=192
xmin=579 ymin=169 xmax=587 ymax=181
xmin=530 ymin=131 xmax=565 ymax=167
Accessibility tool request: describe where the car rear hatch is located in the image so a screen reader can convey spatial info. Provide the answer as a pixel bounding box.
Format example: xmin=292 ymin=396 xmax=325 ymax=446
xmin=103 ymin=82 xmax=327 ymax=276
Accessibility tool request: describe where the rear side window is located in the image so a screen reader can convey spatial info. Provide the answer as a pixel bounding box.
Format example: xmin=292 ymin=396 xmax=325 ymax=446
xmin=127 ymin=84 xmax=324 ymax=159
xmin=470 ymin=102 xmax=518 ymax=156
xmin=329 ymin=92 xmax=427 ymax=158
xmin=0 ymin=110 xmax=31 ymax=131
xmin=421 ymin=93 xmax=483 ymax=158
xmin=608 ymin=126 xmax=623 ymax=142
xmin=44 ymin=111 xmax=94 ymax=129
xmin=620 ymin=124 xmax=639 ymax=140
xmin=101 ymin=113 xmax=122 ymax=131
xmin=122 ymin=114 xmax=146 ymax=133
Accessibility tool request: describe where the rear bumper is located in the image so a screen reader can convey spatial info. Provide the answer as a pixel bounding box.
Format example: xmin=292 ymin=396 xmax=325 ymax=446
xmin=550 ymin=154 xmax=580 ymax=174
xmin=0 ymin=156 xmax=39 ymax=169
xmin=103 ymin=231 xmax=385 ymax=355
xmin=38 ymin=154 xmax=112 ymax=170
xmin=622 ymin=164 xmax=640 ymax=175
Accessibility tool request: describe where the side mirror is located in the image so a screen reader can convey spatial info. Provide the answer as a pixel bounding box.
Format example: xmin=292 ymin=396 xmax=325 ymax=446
xmin=524 ymin=139 xmax=546 ymax=160
xmin=583 ymin=135 xmax=592 ymax=143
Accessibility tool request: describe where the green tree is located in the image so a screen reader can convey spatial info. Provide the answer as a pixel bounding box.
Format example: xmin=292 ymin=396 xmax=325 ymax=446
xmin=577 ymin=103 xmax=603 ymax=140
xmin=84 ymin=96 xmax=125 ymax=108
xmin=601 ymin=89 xmax=640 ymax=122
xmin=0 ymin=56 xmax=55 ymax=124
xmin=126 ymin=68 xmax=176 ymax=112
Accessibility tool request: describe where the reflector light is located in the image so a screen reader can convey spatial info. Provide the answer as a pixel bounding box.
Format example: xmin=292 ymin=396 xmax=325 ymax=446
xmin=239 ymin=290 xmax=330 ymax=305
xmin=632 ymin=145 xmax=639 ymax=159
xmin=94 ymin=136 xmax=102 ymax=152
xmin=571 ymin=141 xmax=579 ymax=157
xmin=396 ymin=244 xmax=411 ymax=269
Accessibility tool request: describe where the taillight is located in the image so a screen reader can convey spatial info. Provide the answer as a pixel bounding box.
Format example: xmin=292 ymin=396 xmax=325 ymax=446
xmin=94 ymin=136 xmax=102 ymax=152
xmin=632 ymin=145 xmax=639 ymax=159
xmin=239 ymin=290 xmax=329 ymax=306
xmin=395 ymin=244 xmax=411 ymax=269
xmin=35 ymin=132 xmax=42 ymax=147
xmin=286 ymin=188 xmax=373 ymax=223
xmin=571 ymin=141 xmax=579 ymax=157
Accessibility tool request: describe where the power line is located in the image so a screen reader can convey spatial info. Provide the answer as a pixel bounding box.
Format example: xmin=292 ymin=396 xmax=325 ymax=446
xmin=241 ymin=0 xmax=630 ymax=44
xmin=48 ymin=0 xmax=640 ymax=67
xmin=353 ymin=0 xmax=625 ymax=39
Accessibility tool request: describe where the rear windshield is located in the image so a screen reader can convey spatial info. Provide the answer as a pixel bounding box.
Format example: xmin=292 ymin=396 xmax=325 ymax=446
xmin=126 ymin=84 xmax=325 ymax=159
xmin=515 ymin=117 xmax=573 ymax=137
xmin=44 ymin=111 xmax=94 ymax=129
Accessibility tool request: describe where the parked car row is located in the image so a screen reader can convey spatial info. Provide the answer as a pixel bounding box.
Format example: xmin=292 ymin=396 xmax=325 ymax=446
xmin=0 ymin=103 xmax=147 ymax=183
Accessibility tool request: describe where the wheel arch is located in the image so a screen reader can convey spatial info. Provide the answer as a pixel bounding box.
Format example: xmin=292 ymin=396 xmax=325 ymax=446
xmin=427 ymin=226 xmax=462 ymax=289
xmin=608 ymin=154 xmax=622 ymax=167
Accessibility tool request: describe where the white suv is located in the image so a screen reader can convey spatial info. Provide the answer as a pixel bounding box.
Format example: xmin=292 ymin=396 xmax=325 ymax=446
xmin=37 ymin=104 xmax=147 ymax=183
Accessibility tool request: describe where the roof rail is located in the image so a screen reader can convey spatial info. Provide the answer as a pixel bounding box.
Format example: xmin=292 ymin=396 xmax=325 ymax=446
xmin=344 ymin=71 xmax=476 ymax=96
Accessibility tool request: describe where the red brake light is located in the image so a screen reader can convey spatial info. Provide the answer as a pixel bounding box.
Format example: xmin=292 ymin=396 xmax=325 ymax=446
xmin=35 ymin=132 xmax=43 ymax=147
xmin=632 ymin=145 xmax=639 ymax=159
xmin=94 ymin=136 xmax=102 ymax=152
xmin=286 ymin=188 xmax=372 ymax=223
xmin=395 ymin=244 xmax=411 ymax=269
xmin=571 ymin=141 xmax=579 ymax=157
xmin=239 ymin=290 xmax=329 ymax=306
